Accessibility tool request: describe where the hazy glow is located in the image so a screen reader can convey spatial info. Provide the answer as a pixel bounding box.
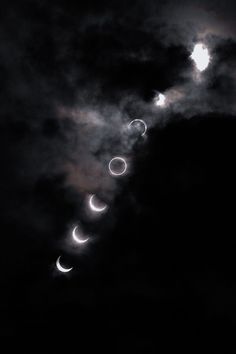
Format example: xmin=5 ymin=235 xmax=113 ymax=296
xmin=128 ymin=119 xmax=147 ymax=136
xmin=108 ymin=157 xmax=127 ymax=176
xmin=72 ymin=225 xmax=89 ymax=244
xmin=154 ymin=93 xmax=166 ymax=107
xmin=190 ymin=43 xmax=210 ymax=72
xmin=56 ymin=256 xmax=73 ymax=273
xmin=89 ymin=194 xmax=108 ymax=213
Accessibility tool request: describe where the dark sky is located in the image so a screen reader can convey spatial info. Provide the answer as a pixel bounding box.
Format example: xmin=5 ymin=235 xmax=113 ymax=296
xmin=1 ymin=0 xmax=236 ymax=351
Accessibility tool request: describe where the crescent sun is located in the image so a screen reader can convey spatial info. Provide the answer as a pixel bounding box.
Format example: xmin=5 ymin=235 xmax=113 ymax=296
xmin=72 ymin=225 xmax=89 ymax=244
xmin=56 ymin=256 xmax=73 ymax=273
xmin=89 ymin=194 xmax=108 ymax=213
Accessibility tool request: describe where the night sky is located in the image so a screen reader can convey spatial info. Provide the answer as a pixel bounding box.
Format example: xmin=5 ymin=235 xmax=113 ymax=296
xmin=1 ymin=0 xmax=236 ymax=351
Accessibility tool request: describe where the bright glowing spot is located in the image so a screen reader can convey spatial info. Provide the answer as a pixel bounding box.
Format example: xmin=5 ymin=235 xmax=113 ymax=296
xmin=89 ymin=194 xmax=108 ymax=213
xmin=190 ymin=43 xmax=210 ymax=72
xmin=128 ymin=119 xmax=147 ymax=136
xmin=108 ymin=157 xmax=127 ymax=176
xmin=72 ymin=225 xmax=89 ymax=244
xmin=56 ymin=256 xmax=73 ymax=273
xmin=154 ymin=93 xmax=166 ymax=107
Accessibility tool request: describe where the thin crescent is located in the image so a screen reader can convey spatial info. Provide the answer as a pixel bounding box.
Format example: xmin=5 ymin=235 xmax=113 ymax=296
xmin=108 ymin=157 xmax=127 ymax=176
xmin=72 ymin=225 xmax=89 ymax=244
xmin=128 ymin=119 xmax=147 ymax=136
xmin=56 ymin=256 xmax=73 ymax=273
xmin=89 ymin=194 xmax=107 ymax=213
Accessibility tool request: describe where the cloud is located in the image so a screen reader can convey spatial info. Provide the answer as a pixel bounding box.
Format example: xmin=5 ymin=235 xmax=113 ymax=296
xmin=1 ymin=0 xmax=236 ymax=246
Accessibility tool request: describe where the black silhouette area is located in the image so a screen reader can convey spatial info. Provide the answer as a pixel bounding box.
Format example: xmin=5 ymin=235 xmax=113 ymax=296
xmin=2 ymin=114 xmax=236 ymax=353
xmin=100 ymin=114 xmax=236 ymax=353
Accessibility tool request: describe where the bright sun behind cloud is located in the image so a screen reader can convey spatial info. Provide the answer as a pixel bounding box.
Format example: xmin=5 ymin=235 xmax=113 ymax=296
xmin=190 ymin=43 xmax=210 ymax=72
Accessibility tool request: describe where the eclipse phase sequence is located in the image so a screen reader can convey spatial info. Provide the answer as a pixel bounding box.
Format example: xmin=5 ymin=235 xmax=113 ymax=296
xmin=55 ymin=40 xmax=212 ymax=275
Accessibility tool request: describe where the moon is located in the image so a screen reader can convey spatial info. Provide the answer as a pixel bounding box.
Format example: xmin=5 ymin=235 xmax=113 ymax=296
xmin=190 ymin=43 xmax=210 ymax=72
xmin=108 ymin=156 xmax=127 ymax=176
xmin=56 ymin=256 xmax=73 ymax=273
xmin=89 ymin=194 xmax=108 ymax=213
xmin=72 ymin=225 xmax=89 ymax=244
xmin=128 ymin=119 xmax=147 ymax=136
